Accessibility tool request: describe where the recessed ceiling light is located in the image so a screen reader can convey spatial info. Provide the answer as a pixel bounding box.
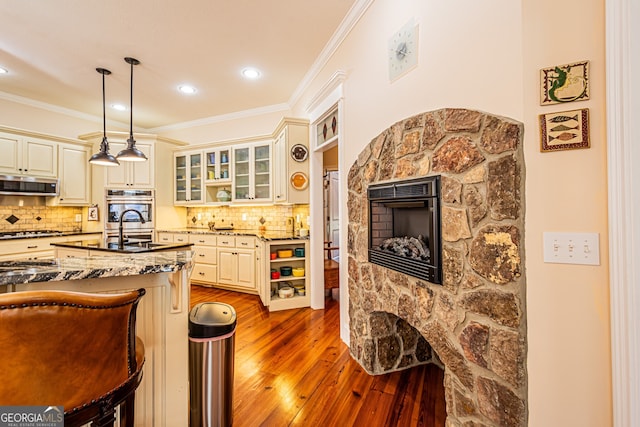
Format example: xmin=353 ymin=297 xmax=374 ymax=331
xmin=111 ymin=103 xmax=127 ymax=111
xmin=0 ymin=67 xmax=8 ymax=74
xmin=241 ymin=67 xmax=261 ymax=80
xmin=178 ymin=84 xmax=197 ymax=94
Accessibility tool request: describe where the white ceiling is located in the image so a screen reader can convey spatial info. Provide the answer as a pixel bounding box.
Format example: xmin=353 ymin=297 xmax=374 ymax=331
xmin=0 ymin=0 xmax=358 ymax=131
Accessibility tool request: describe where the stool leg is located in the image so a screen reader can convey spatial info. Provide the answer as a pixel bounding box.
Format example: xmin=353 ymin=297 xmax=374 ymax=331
xmin=120 ymin=394 xmax=136 ymax=427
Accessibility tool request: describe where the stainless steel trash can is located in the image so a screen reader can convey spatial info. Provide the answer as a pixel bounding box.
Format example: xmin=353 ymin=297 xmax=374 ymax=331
xmin=189 ymin=302 xmax=237 ymax=427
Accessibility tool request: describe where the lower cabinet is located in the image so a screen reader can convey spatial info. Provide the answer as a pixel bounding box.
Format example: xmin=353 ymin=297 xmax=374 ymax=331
xmin=216 ymin=236 xmax=256 ymax=292
xmin=189 ymin=234 xmax=217 ymax=285
xmin=0 ymin=234 xmax=103 ymax=261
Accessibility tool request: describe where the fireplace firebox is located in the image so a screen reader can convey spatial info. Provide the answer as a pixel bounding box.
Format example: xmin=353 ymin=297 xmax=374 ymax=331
xmin=368 ymin=175 xmax=442 ymax=284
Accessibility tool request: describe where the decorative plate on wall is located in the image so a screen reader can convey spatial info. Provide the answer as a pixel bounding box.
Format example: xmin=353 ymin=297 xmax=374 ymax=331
xmin=290 ymin=144 xmax=308 ymax=162
xmin=290 ymin=172 xmax=308 ymax=190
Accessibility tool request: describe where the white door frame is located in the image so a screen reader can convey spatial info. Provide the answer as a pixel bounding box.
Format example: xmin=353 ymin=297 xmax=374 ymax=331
xmin=606 ymin=0 xmax=640 ymax=424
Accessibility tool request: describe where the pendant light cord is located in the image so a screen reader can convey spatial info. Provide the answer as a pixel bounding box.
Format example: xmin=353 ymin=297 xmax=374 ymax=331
xmin=102 ymin=71 xmax=107 ymax=138
xmin=129 ymin=59 xmax=134 ymax=140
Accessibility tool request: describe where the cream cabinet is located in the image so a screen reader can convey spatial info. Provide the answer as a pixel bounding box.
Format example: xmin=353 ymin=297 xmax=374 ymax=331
xmin=0 ymin=132 xmax=58 ymax=177
xmin=0 ymin=233 xmax=103 ymax=261
xmin=174 ymin=150 xmax=203 ymax=205
xmin=216 ymin=235 xmax=257 ymax=292
xmin=272 ymin=118 xmax=310 ymax=204
xmin=105 ymin=141 xmax=154 ymax=188
xmin=232 ymin=141 xmax=271 ymax=202
xmin=189 ymin=234 xmax=217 ymax=285
xmin=54 ymin=143 xmax=92 ymax=205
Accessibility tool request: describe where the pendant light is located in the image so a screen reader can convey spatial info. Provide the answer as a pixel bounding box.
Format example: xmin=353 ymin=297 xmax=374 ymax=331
xmin=116 ymin=57 xmax=147 ymax=162
xmin=89 ymin=68 xmax=120 ymax=166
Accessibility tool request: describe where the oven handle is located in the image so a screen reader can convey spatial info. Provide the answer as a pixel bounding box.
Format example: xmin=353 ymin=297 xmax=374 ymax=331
xmin=106 ymin=198 xmax=154 ymax=203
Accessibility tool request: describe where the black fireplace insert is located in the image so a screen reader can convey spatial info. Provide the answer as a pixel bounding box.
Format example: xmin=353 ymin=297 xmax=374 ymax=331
xmin=368 ymin=175 xmax=442 ymax=284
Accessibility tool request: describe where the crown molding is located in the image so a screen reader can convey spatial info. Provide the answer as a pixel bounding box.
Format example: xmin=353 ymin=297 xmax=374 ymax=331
xmin=288 ymin=0 xmax=373 ymax=109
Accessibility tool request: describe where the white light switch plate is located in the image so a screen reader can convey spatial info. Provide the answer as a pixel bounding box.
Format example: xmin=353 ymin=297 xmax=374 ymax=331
xmin=543 ymin=232 xmax=600 ymax=265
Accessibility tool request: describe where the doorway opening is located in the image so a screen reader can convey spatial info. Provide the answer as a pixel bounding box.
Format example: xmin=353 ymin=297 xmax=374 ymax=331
xmin=323 ymin=147 xmax=340 ymax=299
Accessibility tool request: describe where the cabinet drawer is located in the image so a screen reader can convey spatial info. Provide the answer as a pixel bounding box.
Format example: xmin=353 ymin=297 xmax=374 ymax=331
xmin=173 ymin=234 xmax=189 ymax=244
xmin=157 ymin=232 xmax=174 ymax=243
xmin=189 ymin=234 xmax=217 ymax=246
xmin=216 ymin=236 xmax=235 ymax=247
xmin=193 ymin=246 xmax=217 ymax=264
xmin=191 ymin=264 xmax=217 ymax=284
xmin=235 ymin=236 xmax=255 ymax=249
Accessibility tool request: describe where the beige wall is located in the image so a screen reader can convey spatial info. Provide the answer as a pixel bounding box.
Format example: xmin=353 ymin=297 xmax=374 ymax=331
xmin=522 ymin=0 xmax=610 ymax=426
xmin=0 ymin=0 xmax=612 ymax=424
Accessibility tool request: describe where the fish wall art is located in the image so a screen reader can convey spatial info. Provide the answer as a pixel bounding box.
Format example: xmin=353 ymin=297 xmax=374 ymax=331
xmin=540 ymin=60 xmax=590 ymax=105
xmin=539 ymin=108 xmax=590 ymax=152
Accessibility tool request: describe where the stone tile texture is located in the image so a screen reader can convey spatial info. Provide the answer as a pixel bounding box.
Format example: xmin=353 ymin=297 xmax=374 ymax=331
xmin=347 ymin=108 xmax=526 ymax=426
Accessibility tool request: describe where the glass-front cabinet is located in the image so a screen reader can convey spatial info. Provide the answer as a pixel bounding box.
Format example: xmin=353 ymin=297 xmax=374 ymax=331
xmin=174 ymin=150 xmax=203 ymax=204
xmin=232 ymin=141 xmax=271 ymax=202
xmin=204 ymin=148 xmax=231 ymax=182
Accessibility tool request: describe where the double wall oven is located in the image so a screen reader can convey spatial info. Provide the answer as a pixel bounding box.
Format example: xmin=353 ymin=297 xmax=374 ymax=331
xmin=104 ymin=189 xmax=155 ymax=244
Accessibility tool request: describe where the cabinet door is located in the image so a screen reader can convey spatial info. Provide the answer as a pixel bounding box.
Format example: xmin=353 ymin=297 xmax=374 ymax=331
xmin=188 ymin=152 xmax=203 ymax=203
xmin=273 ymin=129 xmax=287 ymax=203
xmin=236 ymin=249 xmax=256 ymax=289
xmin=105 ymin=142 xmax=128 ymax=187
xmin=174 ymin=155 xmax=188 ymax=203
xmin=233 ymin=146 xmax=250 ymax=200
xmin=58 ymin=144 xmax=91 ymax=205
xmin=252 ymin=143 xmax=271 ymax=201
xmin=131 ymin=142 xmax=154 ymax=187
xmin=217 ymin=249 xmax=236 ymax=284
xmin=23 ymin=138 xmax=57 ymax=177
xmin=0 ymin=133 xmax=21 ymax=175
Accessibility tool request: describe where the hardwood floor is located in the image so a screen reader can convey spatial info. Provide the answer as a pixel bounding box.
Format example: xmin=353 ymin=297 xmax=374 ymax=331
xmin=190 ymin=285 xmax=446 ymax=427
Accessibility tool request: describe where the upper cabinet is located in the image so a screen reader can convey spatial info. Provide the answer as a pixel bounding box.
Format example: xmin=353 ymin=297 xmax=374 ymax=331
xmin=232 ymin=141 xmax=271 ymax=203
xmin=105 ymin=141 xmax=154 ymax=188
xmin=174 ymin=150 xmax=203 ymax=205
xmin=52 ymin=143 xmax=92 ymax=206
xmin=272 ymin=119 xmax=309 ymax=205
xmin=0 ymin=132 xmax=58 ymax=177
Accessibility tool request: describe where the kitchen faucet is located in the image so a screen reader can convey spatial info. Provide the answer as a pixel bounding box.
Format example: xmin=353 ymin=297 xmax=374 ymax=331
xmin=119 ymin=209 xmax=146 ymax=249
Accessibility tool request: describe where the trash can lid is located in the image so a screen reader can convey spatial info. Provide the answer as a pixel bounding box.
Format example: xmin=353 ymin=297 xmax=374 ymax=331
xmin=189 ymin=302 xmax=237 ymax=338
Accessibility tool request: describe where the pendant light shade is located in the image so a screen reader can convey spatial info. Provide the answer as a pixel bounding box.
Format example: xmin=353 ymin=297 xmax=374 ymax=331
xmin=89 ymin=68 xmax=120 ymax=166
xmin=116 ymin=57 xmax=147 ymax=162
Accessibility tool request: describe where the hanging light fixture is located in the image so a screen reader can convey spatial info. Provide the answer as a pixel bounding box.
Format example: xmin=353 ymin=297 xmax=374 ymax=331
xmin=89 ymin=67 xmax=120 ymax=166
xmin=116 ymin=57 xmax=147 ymax=162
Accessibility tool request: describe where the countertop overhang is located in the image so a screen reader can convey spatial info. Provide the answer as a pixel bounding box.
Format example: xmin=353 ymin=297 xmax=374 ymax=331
xmin=0 ymin=251 xmax=194 ymax=287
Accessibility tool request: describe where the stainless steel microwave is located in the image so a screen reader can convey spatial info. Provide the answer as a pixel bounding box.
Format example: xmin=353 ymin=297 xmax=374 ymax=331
xmin=0 ymin=175 xmax=59 ymax=196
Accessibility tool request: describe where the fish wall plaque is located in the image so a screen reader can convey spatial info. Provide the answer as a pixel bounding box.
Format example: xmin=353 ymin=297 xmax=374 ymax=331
xmin=539 ymin=108 xmax=590 ymax=152
xmin=540 ymin=61 xmax=590 ymax=105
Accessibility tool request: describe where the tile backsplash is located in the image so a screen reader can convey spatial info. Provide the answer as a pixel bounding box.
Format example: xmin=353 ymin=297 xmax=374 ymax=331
xmin=186 ymin=204 xmax=310 ymax=233
xmin=0 ymin=206 xmax=83 ymax=232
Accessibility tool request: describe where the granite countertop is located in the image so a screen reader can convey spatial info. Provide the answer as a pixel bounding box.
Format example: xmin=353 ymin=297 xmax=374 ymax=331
xmin=0 ymin=251 xmax=194 ymax=287
xmin=51 ymin=238 xmax=194 ymax=254
xmin=158 ymin=227 xmax=309 ymax=241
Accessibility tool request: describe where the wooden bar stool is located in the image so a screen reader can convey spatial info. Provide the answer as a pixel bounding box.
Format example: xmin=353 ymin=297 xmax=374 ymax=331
xmin=0 ymin=288 xmax=146 ymax=427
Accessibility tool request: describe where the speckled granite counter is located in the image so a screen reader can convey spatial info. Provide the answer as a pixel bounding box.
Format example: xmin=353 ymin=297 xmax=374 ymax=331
xmin=158 ymin=227 xmax=309 ymax=241
xmin=51 ymin=238 xmax=193 ymax=254
xmin=0 ymin=251 xmax=193 ymax=287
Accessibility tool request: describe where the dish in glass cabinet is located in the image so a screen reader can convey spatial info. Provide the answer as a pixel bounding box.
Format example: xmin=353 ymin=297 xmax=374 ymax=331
xmin=290 ymin=144 xmax=308 ymax=162
xmin=290 ymin=172 xmax=308 ymax=190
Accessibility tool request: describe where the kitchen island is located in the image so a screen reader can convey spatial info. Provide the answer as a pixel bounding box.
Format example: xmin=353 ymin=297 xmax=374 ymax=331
xmin=0 ymin=250 xmax=194 ymax=427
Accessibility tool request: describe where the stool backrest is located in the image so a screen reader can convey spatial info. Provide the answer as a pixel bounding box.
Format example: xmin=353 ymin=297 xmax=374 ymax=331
xmin=0 ymin=288 xmax=145 ymax=422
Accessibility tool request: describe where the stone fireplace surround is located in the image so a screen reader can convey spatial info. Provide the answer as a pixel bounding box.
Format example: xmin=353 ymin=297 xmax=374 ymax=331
xmin=347 ymin=108 xmax=526 ymax=426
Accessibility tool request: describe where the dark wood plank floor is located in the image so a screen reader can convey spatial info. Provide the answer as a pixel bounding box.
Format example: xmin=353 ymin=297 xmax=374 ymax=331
xmin=190 ymin=285 xmax=446 ymax=427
